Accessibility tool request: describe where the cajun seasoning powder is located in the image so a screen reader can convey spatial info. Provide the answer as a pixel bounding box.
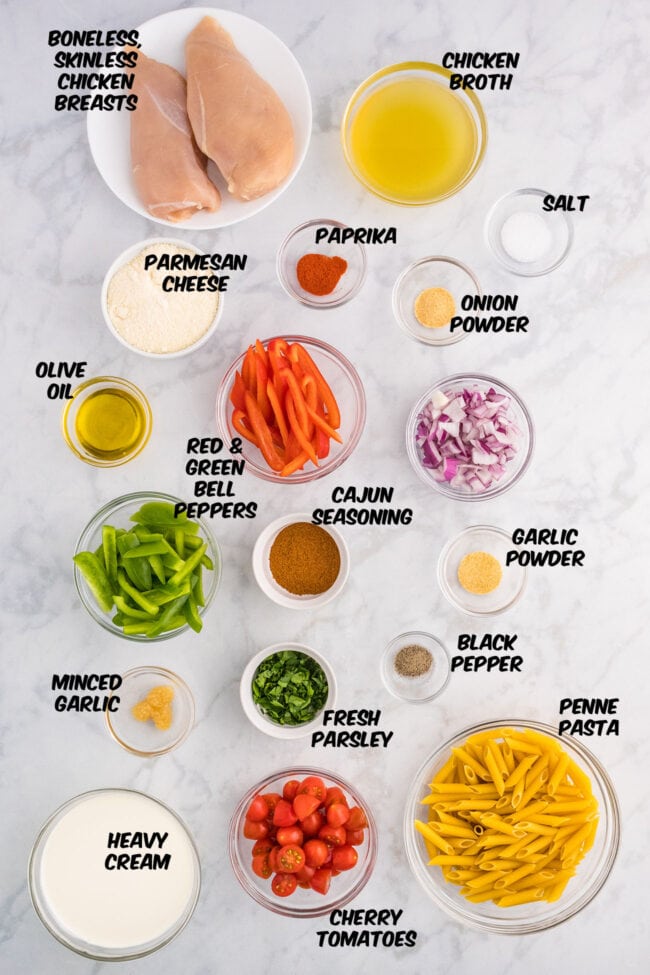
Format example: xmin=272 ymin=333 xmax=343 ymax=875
xmin=269 ymin=522 xmax=341 ymax=595
xmin=296 ymin=253 xmax=348 ymax=296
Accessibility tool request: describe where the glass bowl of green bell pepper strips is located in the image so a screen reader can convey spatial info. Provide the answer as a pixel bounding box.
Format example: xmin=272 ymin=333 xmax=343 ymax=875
xmin=73 ymin=492 xmax=221 ymax=641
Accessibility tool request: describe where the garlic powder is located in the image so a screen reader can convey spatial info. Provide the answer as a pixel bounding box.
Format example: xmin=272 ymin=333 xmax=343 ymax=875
xmin=107 ymin=244 xmax=220 ymax=354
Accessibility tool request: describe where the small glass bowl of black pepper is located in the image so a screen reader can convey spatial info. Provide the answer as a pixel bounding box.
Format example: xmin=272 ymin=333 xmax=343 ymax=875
xmin=381 ymin=631 xmax=450 ymax=704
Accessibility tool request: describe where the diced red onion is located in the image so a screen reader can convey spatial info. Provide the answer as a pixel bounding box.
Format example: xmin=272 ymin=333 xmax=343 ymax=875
xmin=415 ymin=385 xmax=521 ymax=493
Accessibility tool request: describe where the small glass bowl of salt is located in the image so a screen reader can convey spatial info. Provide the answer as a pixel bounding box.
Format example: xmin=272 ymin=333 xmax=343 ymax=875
xmin=485 ymin=188 xmax=573 ymax=276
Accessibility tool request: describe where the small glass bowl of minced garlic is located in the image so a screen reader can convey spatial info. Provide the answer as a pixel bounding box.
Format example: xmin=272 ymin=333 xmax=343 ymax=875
xmin=381 ymin=631 xmax=450 ymax=703
xmin=106 ymin=666 xmax=195 ymax=757
xmin=391 ymin=256 xmax=481 ymax=347
xmin=437 ymin=526 xmax=527 ymax=616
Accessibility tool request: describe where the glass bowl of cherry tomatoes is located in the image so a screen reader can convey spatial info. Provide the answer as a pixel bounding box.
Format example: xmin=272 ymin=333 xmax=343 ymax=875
xmin=229 ymin=766 xmax=378 ymax=917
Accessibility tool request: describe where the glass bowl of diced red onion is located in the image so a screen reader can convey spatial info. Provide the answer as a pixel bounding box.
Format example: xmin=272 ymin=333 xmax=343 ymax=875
xmin=406 ymin=374 xmax=534 ymax=500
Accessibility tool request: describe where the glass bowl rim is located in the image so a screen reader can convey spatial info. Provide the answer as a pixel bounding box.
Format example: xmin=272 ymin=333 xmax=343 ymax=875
xmin=341 ymin=60 xmax=488 ymax=206
xmin=28 ymin=787 xmax=202 ymax=960
xmin=229 ymin=764 xmax=378 ymax=917
xmin=485 ymin=187 xmax=574 ymax=277
xmin=403 ymin=718 xmax=621 ymax=934
xmin=381 ymin=630 xmax=451 ymax=703
xmin=61 ymin=375 xmax=153 ymax=468
xmin=105 ymin=665 xmax=196 ymax=756
xmin=437 ymin=524 xmax=528 ymax=617
xmin=392 ymin=255 xmax=481 ymax=347
xmin=405 ymin=372 xmax=534 ymax=501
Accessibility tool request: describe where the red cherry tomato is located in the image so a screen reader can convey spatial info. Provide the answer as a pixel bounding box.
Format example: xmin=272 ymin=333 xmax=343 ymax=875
xmin=251 ymin=839 xmax=274 ymax=856
xmin=282 ymin=779 xmax=301 ymax=802
xmin=261 ymin=792 xmax=282 ymax=817
xmin=272 ymin=872 xmax=298 ymax=897
xmin=273 ymin=799 xmax=298 ymax=828
xmin=298 ymin=776 xmax=327 ymax=801
xmin=246 ymin=795 xmax=269 ymax=822
xmin=310 ymin=867 xmax=332 ymax=895
xmin=251 ymin=853 xmax=272 ymax=879
xmin=268 ymin=845 xmax=281 ymax=873
xmin=325 ymin=786 xmax=346 ymax=806
xmin=303 ymin=838 xmax=329 ymax=868
xmin=293 ymin=793 xmax=321 ymax=820
xmin=318 ymin=824 xmax=346 ymax=846
xmin=345 ymin=828 xmax=365 ymax=846
xmin=295 ymin=863 xmax=315 ymax=883
xmin=300 ymin=810 xmax=324 ymax=836
xmin=332 ymin=844 xmax=358 ymax=871
xmin=277 ymin=844 xmax=305 ymax=874
xmin=346 ymin=806 xmax=368 ymax=830
xmin=326 ymin=802 xmax=350 ymax=828
xmin=276 ymin=826 xmax=304 ymax=847
xmin=243 ymin=818 xmax=269 ymax=840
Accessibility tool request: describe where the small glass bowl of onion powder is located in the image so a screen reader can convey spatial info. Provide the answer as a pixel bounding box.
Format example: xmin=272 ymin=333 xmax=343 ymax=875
xmin=381 ymin=631 xmax=450 ymax=704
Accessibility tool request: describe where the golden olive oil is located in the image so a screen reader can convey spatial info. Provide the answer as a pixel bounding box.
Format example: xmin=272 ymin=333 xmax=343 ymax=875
xmin=349 ymin=77 xmax=478 ymax=203
xmin=75 ymin=389 xmax=146 ymax=460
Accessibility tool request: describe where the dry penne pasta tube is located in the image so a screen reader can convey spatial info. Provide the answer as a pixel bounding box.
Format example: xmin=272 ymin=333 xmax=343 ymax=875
xmin=415 ymin=726 xmax=599 ymax=908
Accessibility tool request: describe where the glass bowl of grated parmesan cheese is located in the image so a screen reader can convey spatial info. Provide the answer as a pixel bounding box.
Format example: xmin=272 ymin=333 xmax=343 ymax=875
xmin=101 ymin=238 xmax=224 ymax=357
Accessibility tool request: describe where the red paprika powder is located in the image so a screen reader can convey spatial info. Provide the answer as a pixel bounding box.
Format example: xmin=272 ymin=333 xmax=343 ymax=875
xmin=296 ymin=253 xmax=348 ymax=296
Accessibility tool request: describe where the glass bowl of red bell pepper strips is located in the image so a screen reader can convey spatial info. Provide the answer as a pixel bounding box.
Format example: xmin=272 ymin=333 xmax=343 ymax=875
xmin=216 ymin=336 xmax=366 ymax=483
xmin=229 ymin=766 xmax=378 ymax=917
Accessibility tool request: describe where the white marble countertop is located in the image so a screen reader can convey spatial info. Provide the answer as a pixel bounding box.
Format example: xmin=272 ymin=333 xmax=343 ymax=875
xmin=2 ymin=0 xmax=649 ymax=972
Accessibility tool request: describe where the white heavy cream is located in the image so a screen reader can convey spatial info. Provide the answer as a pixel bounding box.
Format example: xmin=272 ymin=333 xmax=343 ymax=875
xmin=32 ymin=790 xmax=199 ymax=955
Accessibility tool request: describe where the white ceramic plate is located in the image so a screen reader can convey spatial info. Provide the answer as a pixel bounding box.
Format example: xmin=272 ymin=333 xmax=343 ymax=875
xmin=87 ymin=7 xmax=312 ymax=229
xmin=252 ymin=513 xmax=350 ymax=609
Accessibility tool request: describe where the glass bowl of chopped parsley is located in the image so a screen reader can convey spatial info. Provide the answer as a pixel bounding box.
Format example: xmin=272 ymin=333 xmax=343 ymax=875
xmin=240 ymin=644 xmax=335 ymax=739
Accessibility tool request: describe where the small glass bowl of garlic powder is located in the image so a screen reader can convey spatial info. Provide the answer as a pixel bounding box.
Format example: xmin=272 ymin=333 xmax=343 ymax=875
xmin=101 ymin=238 xmax=223 ymax=357
xmin=438 ymin=525 xmax=527 ymax=616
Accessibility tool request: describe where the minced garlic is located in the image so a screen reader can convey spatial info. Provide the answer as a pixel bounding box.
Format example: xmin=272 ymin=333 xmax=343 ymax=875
xmin=132 ymin=684 xmax=175 ymax=730
xmin=458 ymin=551 xmax=503 ymax=595
xmin=107 ymin=244 xmax=219 ymax=354
xmin=414 ymin=286 xmax=455 ymax=329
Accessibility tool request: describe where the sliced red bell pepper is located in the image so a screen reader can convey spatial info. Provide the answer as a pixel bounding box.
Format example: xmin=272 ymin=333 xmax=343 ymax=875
xmin=229 ymin=370 xmax=247 ymax=411
xmin=242 ymin=346 xmax=257 ymax=396
xmin=286 ymin=393 xmax=318 ymax=466
xmin=281 ymin=450 xmax=310 ymax=477
xmin=291 ymin=343 xmax=340 ymax=429
xmin=255 ymin=338 xmax=269 ymax=369
xmin=244 ymin=391 xmax=284 ymax=472
xmin=255 ymin=355 xmax=273 ymax=423
xmin=266 ymin=380 xmax=289 ymax=446
xmin=232 ymin=409 xmax=259 ymax=446
xmin=281 ymin=369 xmax=310 ymax=438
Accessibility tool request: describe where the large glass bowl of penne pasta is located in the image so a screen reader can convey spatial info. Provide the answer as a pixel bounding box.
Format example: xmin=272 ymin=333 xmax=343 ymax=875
xmin=404 ymin=720 xmax=620 ymax=933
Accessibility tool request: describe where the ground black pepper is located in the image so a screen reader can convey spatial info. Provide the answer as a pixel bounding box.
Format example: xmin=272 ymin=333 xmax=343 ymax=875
xmin=394 ymin=644 xmax=433 ymax=678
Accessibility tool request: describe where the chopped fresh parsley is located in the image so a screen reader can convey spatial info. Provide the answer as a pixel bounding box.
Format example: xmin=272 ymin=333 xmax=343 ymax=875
xmin=251 ymin=650 xmax=328 ymax=726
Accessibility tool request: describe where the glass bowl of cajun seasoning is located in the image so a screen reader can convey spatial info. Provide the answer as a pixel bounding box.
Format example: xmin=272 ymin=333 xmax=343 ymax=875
xmin=252 ymin=513 xmax=350 ymax=609
xmin=276 ymin=218 xmax=368 ymax=308
xmin=381 ymin=631 xmax=451 ymax=703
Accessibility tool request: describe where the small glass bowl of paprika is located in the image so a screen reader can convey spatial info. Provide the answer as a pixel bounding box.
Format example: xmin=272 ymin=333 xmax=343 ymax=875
xmin=276 ymin=218 xmax=367 ymax=308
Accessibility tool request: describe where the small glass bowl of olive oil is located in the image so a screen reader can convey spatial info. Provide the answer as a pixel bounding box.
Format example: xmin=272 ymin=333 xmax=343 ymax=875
xmin=62 ymin=376 xmax=152 ymax=467
xmin=341 ymin=62 xmax=487 ymax=206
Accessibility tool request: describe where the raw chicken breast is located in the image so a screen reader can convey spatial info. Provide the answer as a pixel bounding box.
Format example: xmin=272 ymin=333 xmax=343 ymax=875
xmin=130 ymin=49 xmax=221 ymax=222
xmin=185 ymin=17 xmax=295 ymax=201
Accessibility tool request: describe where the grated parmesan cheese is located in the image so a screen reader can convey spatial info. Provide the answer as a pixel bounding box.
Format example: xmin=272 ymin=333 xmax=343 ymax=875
xmin=107 ymin=244 xmax=220 ymax=354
